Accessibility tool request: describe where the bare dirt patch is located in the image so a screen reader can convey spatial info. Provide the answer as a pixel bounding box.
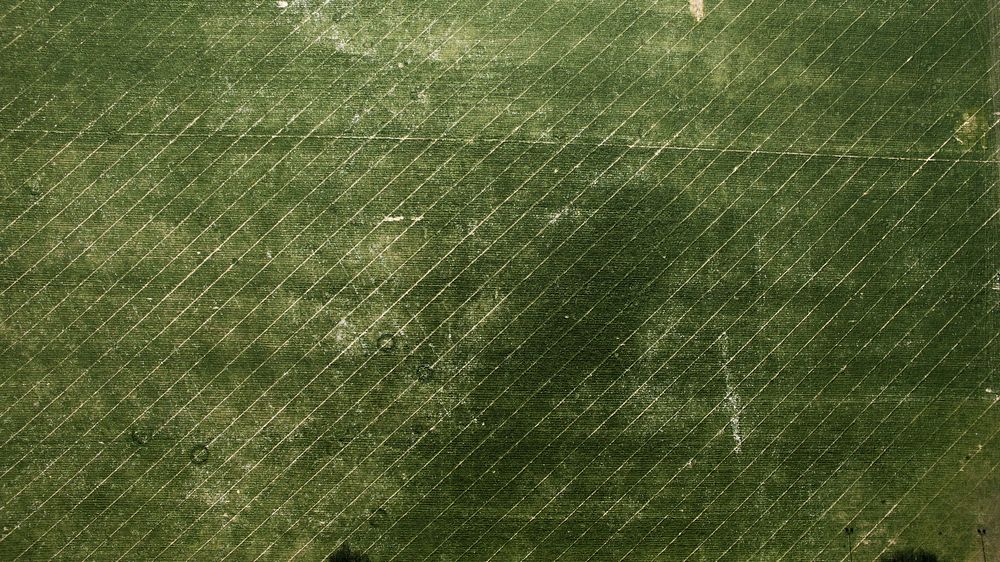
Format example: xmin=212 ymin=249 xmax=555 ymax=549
xmin=690 ymin=0 xmax=705 ymax=21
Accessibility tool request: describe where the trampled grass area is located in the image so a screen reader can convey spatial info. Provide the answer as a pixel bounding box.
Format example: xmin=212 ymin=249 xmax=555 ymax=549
xmin=0 ymin=0 xmax=997 ymax=560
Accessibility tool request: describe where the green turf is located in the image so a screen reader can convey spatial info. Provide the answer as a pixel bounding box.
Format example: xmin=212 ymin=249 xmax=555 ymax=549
xmin=0 ymin=0 xmax=998 ymax=560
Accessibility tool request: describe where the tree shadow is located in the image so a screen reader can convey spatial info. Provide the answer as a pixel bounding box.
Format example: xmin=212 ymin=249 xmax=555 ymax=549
xmin=328 ymin=543 xmax=371 ymax=562
xmin=879 ymin=546 xmax=943 ymax=562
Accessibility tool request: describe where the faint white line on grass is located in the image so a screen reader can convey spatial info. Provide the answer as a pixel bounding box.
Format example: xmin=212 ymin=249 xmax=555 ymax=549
xmin=0 ymin=0 xmax=407 ymax=401
xmin=609 ymin=111 xmax=998 ymax=562
xmin=274 ymin=0 xmax=928 ymax=552
xmin=628 ymin=129 xmax=1000 ymax=554
xmin=783 ymin=302 xmax=1000 ymax=562
xmin=0 ymin=0 xmax=484 ymax=532
xmin=699 ymin=193 xmax=998 ymax=562
xmin=11 ymin=4 xmax=980 ymax=560
xmin=298 ymin=1 xmax=892 ymax=556
xmin=395 ymin=1 xmax=925 ymax=557
xmin=0 ymin=0 xmax=92 ymax=52
xmin=564 ymin=7 xmax=1000 ymax=556
xmin=549 ymin=170 xmax=994 ymax=562
xmin=3 ymin=127 xmax=993 ymax=163
xmin=0 ymin=0 xmax=151 ymax=127
xmin=719 ymin=332 xmax=744 ymax=453
xmin=180 ymin=0 xmax=804 ymax=552
xmin=683 ymin=222 xmax=999 ymax=561
xmin=0 ymin=0 xmax=309 ymax=265
xmin=296 ymin=5 xmax=1000 ymax=556
xmin=864 ymin=398 xmax=1000 ymax=562
xmin=0 ymin=5 xmax=230 ymax=218
xmin=124 ymin=0 xmax=676 ymax=557
xmin=21 ymin=0 xmax=600 ymax=552
xmin=0 ymin=0 xmax=409 ymax=371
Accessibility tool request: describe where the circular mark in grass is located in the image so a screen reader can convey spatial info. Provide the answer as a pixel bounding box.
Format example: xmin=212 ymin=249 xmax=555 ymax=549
xmin=189 ymin=444 xmax=210 ymax=465
xmin=376 ymin=333 xmax=396 ymax=353
xmin=415 ymin=363 xmax=433 ymax=382
xmin=130 ymin=428 xmax=150 ymax=446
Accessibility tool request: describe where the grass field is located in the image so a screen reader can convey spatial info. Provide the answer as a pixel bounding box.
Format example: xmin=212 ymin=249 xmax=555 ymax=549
xmin=0 ymin=0 xmax=998 ymax=560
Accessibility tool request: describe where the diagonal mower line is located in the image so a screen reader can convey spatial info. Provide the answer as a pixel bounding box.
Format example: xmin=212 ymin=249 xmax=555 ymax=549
xmin=0 ymin=134 xmax=148 ymax=294
xmin=1 ymin=0 xmax=960 ymax=552
xmin=358 ymin=3 xmax=984 ymax=556
xmin=0 ymin=0 xmax=327 ymax=264
xmin=150 ymin=0 xmax=844 ymax=552
xmin=864 ymin=394 xmax=1000 ymax=561
xmin=798 ymin=147 xmax=997 ymax=562
xmin=0 ymin=1 xmax=207 ymax=208
xmin=499 ymin=156 xmax=993 ymax=561
xmin=0 ymin=1 xmax=277 ymax=281
xmin=0 ymin=0 xmax=584 ymax=380
xmin=305 ymin=149 xmax=767 ymax=562
xmin=671 ymin=221 xmax=999 ymax=562
xmin=0 ymin=0 xmax=68 ymax=27
xmin=721 ymin=109 xmax=999 ymax=562
xmin=94 ymin=1 xmax=690 ymax=557
xmin=736 ymin=115 xmax=998 ymax=562
xmin=773 ymin=314 xmax=999 ymax=561
xmin=314 ymin=4 xmax=984 ymax=556
xmin=539 ymin=169 xmax=995 ymax=562
xmin=0 ymin=0 xmax=376 ymax=249
xmin=394 ymin=9 xmax=988 ymax=548
xmin=0 ymin=0 xmax=500 ymax=512
xmin=0 ymin=0 xmax=456 ymax=405
xmin=0 ymin=6 xmax=496 ymax=528
xmin=691 ymin=210 xmax=999 ymax=561
xmin=821 ymin=412 xmax=1000 ymax=560
xmin=588 ymin=118 xmax=998 ymax=561
xmin=472 ymin=3 xmax=940 ymax=556
xmin=23 ymin=0 xmax=648 ymax=552
xmin=27 ymin=3 xmax=636 ymax=552
xmin=191 ymin=1 xmax=988 ymax=556
xmin=7 ymin=12 xmax=984 ymax=562
xmin=0 ymin=0 xmax=94 ymax=52
xmin=0 ymin=0 xmax=150 ymax=124
xmin=655 ymin=91 xmax=1000 ymax=562
xmin=580 ymin=26 xmax=1000 ymax=560
xmin=597 ymin=208 xmax=996 ymax=554
xmin=0 ymin=0 xmax=453 ymax=370
xmin=7 ymin=2 xmax=980 ymax=556
xmin=0 ymin=2 xmax=257 ymax=219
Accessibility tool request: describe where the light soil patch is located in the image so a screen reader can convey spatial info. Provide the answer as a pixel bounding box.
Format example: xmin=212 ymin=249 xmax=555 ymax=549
xmin=690 ymin=0 xmax=705 ymax=22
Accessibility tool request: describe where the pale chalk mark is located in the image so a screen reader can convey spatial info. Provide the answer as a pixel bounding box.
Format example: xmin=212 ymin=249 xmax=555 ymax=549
xmin=379 ymin=215 xmax=423 ymax=224
xmin=720 ymin=332 xmax=743 ymax=453
xmin=690 ymin=0 xmax=705 ymax=22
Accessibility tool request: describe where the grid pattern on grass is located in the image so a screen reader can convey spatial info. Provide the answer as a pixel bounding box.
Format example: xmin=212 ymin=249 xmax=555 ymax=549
xmin=0 ymin=0 xmax=997 ymax=561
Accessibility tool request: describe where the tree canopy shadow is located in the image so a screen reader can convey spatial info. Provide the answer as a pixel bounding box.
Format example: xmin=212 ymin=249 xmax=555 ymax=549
xmin=879 ymin=546 xmax=943 ymax=562
xmin=328 ymin=543 xmax=371 ymax=562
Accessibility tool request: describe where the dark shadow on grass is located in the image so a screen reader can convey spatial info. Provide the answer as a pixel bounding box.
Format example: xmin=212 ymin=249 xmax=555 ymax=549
xmin=328 ymin=543 xmax=371 ymax=562
xmin=879 ymin=546 xmax=943 ymax=562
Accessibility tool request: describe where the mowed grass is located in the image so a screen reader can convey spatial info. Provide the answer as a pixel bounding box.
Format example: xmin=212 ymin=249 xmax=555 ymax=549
xmin=0 ymin=0 xmax=997 ymax=561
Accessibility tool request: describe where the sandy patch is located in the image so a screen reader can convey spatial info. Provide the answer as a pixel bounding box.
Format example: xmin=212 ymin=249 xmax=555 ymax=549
xmin=690 ymin=0 xmax=705 ymax=22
